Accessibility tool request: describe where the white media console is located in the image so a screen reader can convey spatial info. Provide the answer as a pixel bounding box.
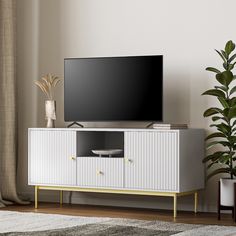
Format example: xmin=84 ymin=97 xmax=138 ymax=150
xmin=28 ymin=128 xmax=205 ymax=217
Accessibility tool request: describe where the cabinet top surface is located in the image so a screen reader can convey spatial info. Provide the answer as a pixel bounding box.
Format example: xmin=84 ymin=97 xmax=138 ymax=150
xmin=28 ymin=127 xmax=204 ymax=132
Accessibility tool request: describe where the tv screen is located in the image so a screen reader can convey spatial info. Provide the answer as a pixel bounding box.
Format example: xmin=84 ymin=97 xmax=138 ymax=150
xmin=64 ymin=55 xmax=163 ymax=122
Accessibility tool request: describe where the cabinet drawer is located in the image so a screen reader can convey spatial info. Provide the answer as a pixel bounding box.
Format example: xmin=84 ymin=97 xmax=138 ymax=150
xmin=77 ymin=158 xmax=124 ymax=188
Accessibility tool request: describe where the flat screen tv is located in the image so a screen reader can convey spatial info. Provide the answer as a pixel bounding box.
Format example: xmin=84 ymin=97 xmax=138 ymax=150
xmin=64 ymin=55 xmax=163 ymax=122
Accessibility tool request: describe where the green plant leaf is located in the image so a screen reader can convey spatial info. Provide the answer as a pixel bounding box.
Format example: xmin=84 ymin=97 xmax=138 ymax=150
xmin=210 ymin=123 xmax=230 ymax=135
xmin=228 ymin=64 xmax=235 ymax=71
xmin=229 ymin=97 xmax=236 ymax=106
xmin=206 ymin=168 xmax=231 ymax=180
xmin=206 ymin=141 xmax=219 ymax=149
xmin=202 ymin=89 xmax=225 ymax=98
xmin=218 ymin=123 xmax=231 ymax=134
xmin=217 ymin=71 xmax=233 ymax=87
xmin=225 ymin=40 xmax=235 ymax=56
xmin=223 ymin=108 xmax=230 ymax=117
xmin=228 ymin=53 xmax=236 ymax=63
xmin=223 ymin=62 xmax=228 ymax=70
xmin=203 ymin=107 xmax=222 ymax=117
xmin=219 ymin=141 xmax=231 ymax=147
xmin=232 ymin=127 xmax=236 ymax=133
xmin=216 ymin=73 xmax=227 ymax=86
xmin=203 ymin=151 xmax=225 ymax=163
xmin=219 ymin=155 xmax=231 ymax=164
xmin=215 ymin=49 xmax=227 ymax=63
xmin=206 ymin=67 xmax=221 ymax=73
xmin=207 ymin=162 xmax=217 ymax=169
xmin=232 ymin=120 xmax=236 ymax=126
xmin=218 ymin=97 xmax=229 ymax=108
xmin=212 ymin=116 xmax=221 ymax=122
xmin=218 ymin=71 xmax=233 ymax=86
xmin=228 ymin=106 xmax=236 ymax=119
xmin=230 ymin=86 xmax=236 ymax=95
xmin=211 ymin=116 xmax=228 ymax=123
xmin=221 ymin=50 xmax=228 ymax=59
xmin=206 ymin=140 xmax=230 ymax=149
xmin=215 ymin=86 xmax=227 ymax=92
xmin=205 ymin=132 xmax=226 ymax=140
xmin=228 ymin=136 xmax=236 ymax=144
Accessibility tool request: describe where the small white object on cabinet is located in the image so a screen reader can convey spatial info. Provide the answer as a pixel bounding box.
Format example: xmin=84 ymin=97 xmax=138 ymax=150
xmin=91 ymin=149 xmax=123 ymax=157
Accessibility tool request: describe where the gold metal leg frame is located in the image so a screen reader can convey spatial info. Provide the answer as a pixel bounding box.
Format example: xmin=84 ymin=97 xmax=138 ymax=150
xmin=173 ymin=194 xmax=177 ymax=218
xmin=194 ymin=192 xmax=198 ymax=213
xmin=173 ymin=191 xmax=198 ymax=218
xmin=34 ymin=185 xmax=200 ymax=217
xmin=60 ymin=190 xmax=63 ymax=205
xmin=35 ymin=186 xmax=38 ymax=209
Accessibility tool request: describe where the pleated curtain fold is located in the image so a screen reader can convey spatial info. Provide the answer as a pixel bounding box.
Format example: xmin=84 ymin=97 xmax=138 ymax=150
xmin=0 ymin=0 xmax=28 ymax=206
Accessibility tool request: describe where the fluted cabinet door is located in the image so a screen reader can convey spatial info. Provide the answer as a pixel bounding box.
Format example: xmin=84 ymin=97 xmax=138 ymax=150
xmin=29 ymin=130 xmax=77 ymax=186
xmin=124 ymin=131 xmax=179 ymax=191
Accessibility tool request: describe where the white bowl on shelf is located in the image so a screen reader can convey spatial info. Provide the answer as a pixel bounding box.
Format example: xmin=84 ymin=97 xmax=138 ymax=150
xmin=92 ymin=149 xmax=123 ymax=157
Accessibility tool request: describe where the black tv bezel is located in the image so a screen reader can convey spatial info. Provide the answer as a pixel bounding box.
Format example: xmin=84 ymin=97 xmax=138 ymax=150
xmin=64 ymin=55 xmax=163 ymax=123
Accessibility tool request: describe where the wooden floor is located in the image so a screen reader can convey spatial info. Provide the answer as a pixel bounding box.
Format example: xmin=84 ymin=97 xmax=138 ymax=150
xmin=2 ymin=202 xmax=236 ymax=226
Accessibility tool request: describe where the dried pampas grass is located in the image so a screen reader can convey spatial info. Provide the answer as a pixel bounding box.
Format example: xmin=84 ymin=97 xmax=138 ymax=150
xmin=35 ymin=74 xmax=62 ymax=100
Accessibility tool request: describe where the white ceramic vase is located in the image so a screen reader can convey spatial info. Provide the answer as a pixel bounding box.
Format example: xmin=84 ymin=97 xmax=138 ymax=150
xmin=45 ymin=100 xmax=56 ymax=128
xmin=220 ymin=178 xmax=236 ymax=206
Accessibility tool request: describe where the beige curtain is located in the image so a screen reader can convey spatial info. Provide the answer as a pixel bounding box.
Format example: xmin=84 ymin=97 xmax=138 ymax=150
xmin=0 ymin=0 xmax=27 ymax=206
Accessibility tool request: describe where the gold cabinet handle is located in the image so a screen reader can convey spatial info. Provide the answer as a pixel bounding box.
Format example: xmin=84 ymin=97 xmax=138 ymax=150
xmin=125 ymin=157 xmax=132 ymax=163
xmin=96 ymin=170 xmax=103 ymax=175
xmin=69 ymin=156 xmax=76 ymax=160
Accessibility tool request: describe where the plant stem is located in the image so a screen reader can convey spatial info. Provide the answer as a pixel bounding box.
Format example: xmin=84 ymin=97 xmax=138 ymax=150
xmin=229 ymin=146 xmax=233 ymax=179
xmin=227 ymin=56 xmax=234 ymax=179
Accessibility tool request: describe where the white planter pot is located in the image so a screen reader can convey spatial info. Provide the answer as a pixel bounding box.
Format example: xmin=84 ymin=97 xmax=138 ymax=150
xmin=220 ymin=178 xmax=236 ymax=206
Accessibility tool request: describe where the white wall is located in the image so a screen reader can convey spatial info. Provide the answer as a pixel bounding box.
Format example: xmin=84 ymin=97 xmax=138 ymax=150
xmin=17 ymin=0 xmax=236 ymax=212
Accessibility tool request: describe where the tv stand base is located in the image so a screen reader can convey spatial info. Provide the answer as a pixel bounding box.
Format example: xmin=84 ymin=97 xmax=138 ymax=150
xmin=34 ymin=185 xmax=199 ymax=218
xmin=146 ymin=122 xmax=155 ymax=128
xmin=67 ymin=122 xmax=84 ymax=128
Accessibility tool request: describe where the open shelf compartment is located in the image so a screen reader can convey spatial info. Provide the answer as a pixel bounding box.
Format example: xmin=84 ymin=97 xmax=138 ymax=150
xmin=76 ymin=131 xmax=124 ymax=158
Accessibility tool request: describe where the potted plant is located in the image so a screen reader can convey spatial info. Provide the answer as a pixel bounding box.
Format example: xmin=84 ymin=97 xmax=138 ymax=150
xmin=35 ymin=74 xmax=61 ymax=128
xmin=203 ymin=40 xmax=236 ymax=207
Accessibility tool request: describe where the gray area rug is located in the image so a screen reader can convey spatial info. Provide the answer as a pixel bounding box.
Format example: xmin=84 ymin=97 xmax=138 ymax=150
xmin=0 ymin=224 xmax=180 ymax=236
xmin=0 ymin=210 xmax=236 ymax=236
